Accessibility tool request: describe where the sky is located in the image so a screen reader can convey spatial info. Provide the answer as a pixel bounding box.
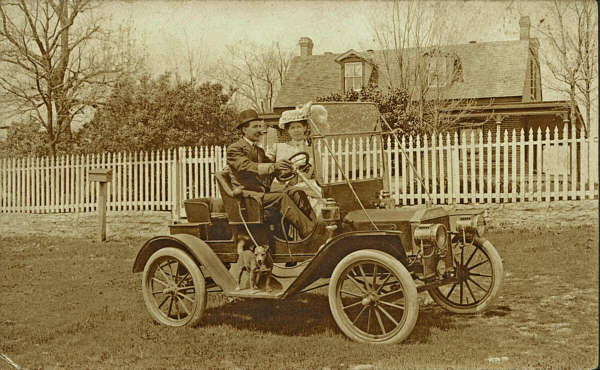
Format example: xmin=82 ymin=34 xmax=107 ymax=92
xmin=99 ymin=1 xmax=528 ymax=75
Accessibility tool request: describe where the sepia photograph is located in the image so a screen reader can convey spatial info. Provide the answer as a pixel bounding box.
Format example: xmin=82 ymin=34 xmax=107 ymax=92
xmin=0 ymin=0 xmax=598 ymax=369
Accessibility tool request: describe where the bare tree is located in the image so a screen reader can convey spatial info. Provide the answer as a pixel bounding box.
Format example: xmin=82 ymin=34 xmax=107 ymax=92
xmin=0 ymin=0 xmax=145 ymax=155
xmin=573 ymin=0 xmax=597 ymax=135
xmin=208 ymin=40 xmax=293 ymax=113
xmin=166 ymin=30 xmax=207 ymax=85
xmin=535 ymin=0 xmax=597 ymax=135
xmin=370 ymin=0 xmax=487 ymax=136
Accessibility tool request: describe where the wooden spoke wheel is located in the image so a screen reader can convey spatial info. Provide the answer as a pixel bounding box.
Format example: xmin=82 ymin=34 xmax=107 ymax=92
xmin=328 ymin=250 xmax=418 ymax=344
xmin=428 ymin=237 xmax=503 ymax=314
xmin=142 ymin=248 xmax=207 ymax=327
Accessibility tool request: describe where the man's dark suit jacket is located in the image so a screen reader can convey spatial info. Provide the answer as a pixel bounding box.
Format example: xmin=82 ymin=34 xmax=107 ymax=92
xmin=227 ymin=138 xmax=274 ymax=192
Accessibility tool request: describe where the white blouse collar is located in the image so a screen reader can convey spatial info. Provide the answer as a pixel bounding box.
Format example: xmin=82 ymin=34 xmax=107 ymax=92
xmin=288 ymin=139 xmax=306 ymax=147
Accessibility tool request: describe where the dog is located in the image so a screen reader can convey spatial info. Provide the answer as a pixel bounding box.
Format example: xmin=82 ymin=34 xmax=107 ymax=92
xmin=253 ymin=245 xmax=273 ymax=292
xmin=237 ymin=249 xmax=259 ymax=290
xmin=235 ymin=235 xmax=273 ymax=292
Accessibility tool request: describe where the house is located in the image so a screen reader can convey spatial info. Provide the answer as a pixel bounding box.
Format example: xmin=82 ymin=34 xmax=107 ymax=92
xmin=273 ymin=16 xmax=584 ymax=141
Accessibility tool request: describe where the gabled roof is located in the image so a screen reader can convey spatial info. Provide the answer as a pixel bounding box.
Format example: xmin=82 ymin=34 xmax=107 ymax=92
xmin=275 ymin=39 xmax=532 ymax=109
xmin=276 ymin=53 xmax=341 ymax=110
xmin=334 ymin=49 xmax=375 ymax=65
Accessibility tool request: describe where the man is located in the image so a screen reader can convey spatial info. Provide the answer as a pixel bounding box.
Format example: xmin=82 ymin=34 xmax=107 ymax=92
xmin=227 ymin=109 xmax=315 ymax=238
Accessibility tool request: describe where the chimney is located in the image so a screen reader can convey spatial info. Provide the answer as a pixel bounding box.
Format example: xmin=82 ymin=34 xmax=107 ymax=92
xmin=519 ymin=16 xmax=531 ymax=40
xmin=299 ymin=37 xmax=313 ymax=56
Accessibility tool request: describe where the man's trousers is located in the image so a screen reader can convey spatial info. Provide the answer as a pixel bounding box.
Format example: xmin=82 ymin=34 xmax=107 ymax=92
xmin=262 ymin=188 xmax=316 ymax=238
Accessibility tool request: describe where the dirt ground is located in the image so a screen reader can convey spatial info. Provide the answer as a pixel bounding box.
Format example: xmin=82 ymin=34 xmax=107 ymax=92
xmin=0 ymin=200 xmax=598 ymax=369
xmin=0 ymin=199 xmax=597 ymax=239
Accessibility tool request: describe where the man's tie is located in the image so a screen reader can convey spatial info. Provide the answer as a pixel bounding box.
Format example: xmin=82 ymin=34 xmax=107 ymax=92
xmin=252 ymin=143 xmax=262 ymax=163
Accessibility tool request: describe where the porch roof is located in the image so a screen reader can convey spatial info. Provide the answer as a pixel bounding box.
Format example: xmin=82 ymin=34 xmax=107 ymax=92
xmin=441 ymin=100 xmax=584 ymax=126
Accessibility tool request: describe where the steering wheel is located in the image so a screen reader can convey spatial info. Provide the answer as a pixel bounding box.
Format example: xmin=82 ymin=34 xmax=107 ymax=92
xmin=276 ymin=151 xmax=310 ymax=182
xmin=289 ymin=151 xmax=309 ymax=170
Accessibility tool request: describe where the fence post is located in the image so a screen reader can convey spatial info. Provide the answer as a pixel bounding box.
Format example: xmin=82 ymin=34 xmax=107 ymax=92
xmin=438 ymin=133 xmax=445 ymax=204
xmin=536 ymin=128 xmax=543 ymax=201
xmin=545 ymin=127 xmax=551 ymax=201
xmin=495 ymin=127 xmax=501 ymax=204
xmin=1 ymin=158 xmax=5 ymax=213
xmin=401 ymin=135 xmax=407 ymax=205
xmin=503 ymin=130 xmax=509 ymax=203
xmin=89 ymin=168 xmax=112 ymax=241
xmin=478 ymin=130 xmax=484 ymax=203
xmin=461 ymin=131 xmax=467 ymax=204
xmin=408 ymin=135 xmax=414 ymax=204
xmin=553 ymin=126 xmax=560 ymax=200
xmin=451 ymin=132 xmax=460 ymax=205
xmin=172 ymin=147 xmax=183 ymax=221
xmin=423 ymin=134 xmax=430 ymax=203
xmin=470 ymin=130 xmax=476 ymax=204
xmin=416 ymin=135 xmax=422 ymax=204
xmin=511 ymin=130 xmax=517 ymax=203
xmin=561 ymin=125 xmax=568 ymax=201
xmin=590 ymin=136 xmax=598 ymax=199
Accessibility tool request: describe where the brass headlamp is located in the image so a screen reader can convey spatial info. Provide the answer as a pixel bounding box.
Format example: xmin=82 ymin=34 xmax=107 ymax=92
xmin=413 ymin=224 xmax=448 ymax=250
xmin=414 ymin=223 xmax=449 ymax=279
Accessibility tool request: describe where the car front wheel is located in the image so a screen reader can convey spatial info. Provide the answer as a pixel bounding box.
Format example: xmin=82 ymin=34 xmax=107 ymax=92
xmin=328 ymin=249 xmax=419 ymax=344
xmin=142 ymin=247 xmax=207 ymax=327
xmin=428 ymin=237 xmax=503 ymax=314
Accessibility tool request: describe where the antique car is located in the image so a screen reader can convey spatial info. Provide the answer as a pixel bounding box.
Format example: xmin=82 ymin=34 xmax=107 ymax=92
xmin=132 ymin=103 xmax=504 ymax=344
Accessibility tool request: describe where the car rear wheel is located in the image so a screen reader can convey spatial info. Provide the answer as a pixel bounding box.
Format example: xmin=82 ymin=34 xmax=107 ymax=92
xmin=142 ymin=247 xmax=207 ymax=327
xmin=328 ymin=250 xmax=419 ymax=344
xmin=428 ymin=237 xmax=503 ymax=314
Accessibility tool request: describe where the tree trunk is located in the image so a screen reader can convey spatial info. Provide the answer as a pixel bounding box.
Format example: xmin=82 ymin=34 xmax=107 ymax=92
xmin=584 ymin=80 xmax=591 ymax=136
xmin=569 ymin=83 xmax=580 ymax=136
xmin=48 ymin=139 xmax=56 ymax=157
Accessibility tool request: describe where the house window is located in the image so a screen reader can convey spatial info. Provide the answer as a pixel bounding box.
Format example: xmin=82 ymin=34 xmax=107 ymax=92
xmin=452 ymin=58 xmax=463 ymax=83
xmin=529 ymin=58 xmax=537 ymax=100
xmin=344 ymin=62 xmax=362 ymax=91
xmin=425 ymin=53 xmax=462 ymax=87
xmin=427 ymin=55 xmax=448 ymax=87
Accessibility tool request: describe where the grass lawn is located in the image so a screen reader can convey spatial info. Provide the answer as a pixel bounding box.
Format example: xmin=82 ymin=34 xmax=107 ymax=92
xmin=0 ymin=227 xmax=598 ymax=369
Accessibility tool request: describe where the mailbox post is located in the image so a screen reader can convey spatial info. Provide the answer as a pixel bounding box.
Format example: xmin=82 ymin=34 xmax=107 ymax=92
xmin=89 ymin=168 xmax=112 ymax=241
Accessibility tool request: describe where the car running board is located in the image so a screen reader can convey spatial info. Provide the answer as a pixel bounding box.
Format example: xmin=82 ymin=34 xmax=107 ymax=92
xmin=225 ymin=288 xmax=284 ymax=299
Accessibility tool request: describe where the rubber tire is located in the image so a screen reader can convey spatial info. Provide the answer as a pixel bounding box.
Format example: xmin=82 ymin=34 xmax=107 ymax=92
xmin=142 ymin=247 xmax=207 ymax=327
xmin=328 ymin=249 xmax=419 ymax=344
xmin=428 ymin=237 xmax=503 ymax=314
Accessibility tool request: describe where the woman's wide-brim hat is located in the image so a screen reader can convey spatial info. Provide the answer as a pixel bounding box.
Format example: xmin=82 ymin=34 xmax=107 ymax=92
xmin=279 ymin=102 xmax=329 ymax=131
xmin=237 ymin=109 xmax=262 ymax=129
xmin=278 ymin=110 xmax=308 ymax=130
xmin=278 ymin=103 xmax=311 ymax=130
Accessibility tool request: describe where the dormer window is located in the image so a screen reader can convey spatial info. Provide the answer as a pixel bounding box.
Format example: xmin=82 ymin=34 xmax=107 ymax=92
xmin=344 ymin=62 xmax=363 ymax=91
xmin=425 ymin=52 xmax=462 ymax=88
xmin=452 ymin=58 xmax=463 ymax=83
xmin=427 ymin=55 xmax=448 ymax=88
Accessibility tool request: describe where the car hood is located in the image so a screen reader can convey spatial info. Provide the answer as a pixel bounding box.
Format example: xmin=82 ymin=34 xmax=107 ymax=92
xmin=343 ymin=206 xmax=449 ymax=226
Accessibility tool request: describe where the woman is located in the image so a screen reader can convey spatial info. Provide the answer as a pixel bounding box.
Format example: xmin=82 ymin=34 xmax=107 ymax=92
xmin=266 ymin=107 xmax=322 ymax=201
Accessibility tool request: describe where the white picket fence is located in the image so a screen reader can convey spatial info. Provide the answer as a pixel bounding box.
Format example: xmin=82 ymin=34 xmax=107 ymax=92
xmin=316 ymin=125 xmax=598 ymax=205
xmin=0 ymin=124 xmax=597 ymax=214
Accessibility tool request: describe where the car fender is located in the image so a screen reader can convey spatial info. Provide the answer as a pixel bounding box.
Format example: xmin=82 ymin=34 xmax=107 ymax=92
xmin=132 ymin=234 xmax=237 ymax=293
xmin=283 ymin=230 xmax=408 ymax=298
